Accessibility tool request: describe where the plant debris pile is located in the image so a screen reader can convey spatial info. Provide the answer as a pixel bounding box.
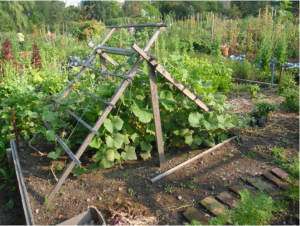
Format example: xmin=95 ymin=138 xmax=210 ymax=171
xmin=31 ymin=40 xmax=42 ymax=71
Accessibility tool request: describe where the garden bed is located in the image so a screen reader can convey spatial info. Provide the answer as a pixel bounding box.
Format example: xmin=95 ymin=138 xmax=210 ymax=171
xmin=15 ymin=84 xmax=299 ymax=225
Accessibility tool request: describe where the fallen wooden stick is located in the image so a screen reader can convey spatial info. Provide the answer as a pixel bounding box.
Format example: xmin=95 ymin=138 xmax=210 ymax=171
xmin=151 ymin=136 xmax=237 ymax=183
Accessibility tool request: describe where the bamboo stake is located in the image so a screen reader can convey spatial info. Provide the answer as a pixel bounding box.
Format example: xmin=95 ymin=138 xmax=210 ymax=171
xmin=151 ymin=136 xmax=237 ymax=183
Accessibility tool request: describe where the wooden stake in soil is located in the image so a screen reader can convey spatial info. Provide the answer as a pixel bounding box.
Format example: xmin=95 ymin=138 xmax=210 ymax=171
xmin=148 ymin=63 xmax=165 ymax=166
xmin=151 ymin=136 xmax=237 ymax=183
xmin=211 ymin=14 xmax=214 ymax=41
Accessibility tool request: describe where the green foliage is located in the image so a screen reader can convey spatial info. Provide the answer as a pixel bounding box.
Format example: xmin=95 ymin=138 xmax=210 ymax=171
xmin=279 ymin=89 xmax=299 ymax=112
xmin=2 ymin=199 xmax=14 ymax=210
xmin=247 ymin=84 xmax=260 ymax=99
xmin=255 ymin=30 xmax=273 ymax=73
xmin=276 ymin=72 xmax=296 ymax=94
xmin=251 ymin=102 xmax=278 ymax=120
xmin=209 ymin=190 xmax=282 ymax=225
xmin=185 ymin=220 xmax=202 ymax=225
xmin=231 ymin=190 xmax=280 ymax=225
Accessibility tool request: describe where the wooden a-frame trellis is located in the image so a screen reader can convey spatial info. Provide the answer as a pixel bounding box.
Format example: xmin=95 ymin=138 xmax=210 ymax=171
xmin=44 ymin=23 xmax=209 ymax=203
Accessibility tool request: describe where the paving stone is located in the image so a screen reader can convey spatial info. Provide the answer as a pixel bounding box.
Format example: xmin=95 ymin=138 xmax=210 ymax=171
xmin=216 ymin=191 xmax=240 ymax=209
xmin=183 ymin=207 xmax=209 ymax=225
xmin=247 ymin=178 xmax=279 ymax=196
xmin=200 ymin=196 xmax=227 ymax=216
xmin=271 ymin=168 xmax=294 ymax=184
xmin=271 ymin=168 xmax=289 ymax=179
xmin=230 ymin=184 xmax=256 ymax=196
xmin=263 ymin=172 xmax=289 ymax=190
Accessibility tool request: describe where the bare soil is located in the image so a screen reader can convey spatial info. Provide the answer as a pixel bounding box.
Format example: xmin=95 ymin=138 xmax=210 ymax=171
xmin=6 ymin=84 xmax=300 ymax=225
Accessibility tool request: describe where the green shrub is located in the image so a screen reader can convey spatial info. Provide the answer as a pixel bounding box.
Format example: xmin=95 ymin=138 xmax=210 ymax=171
xmin=280 ymin=89 xmax=299 ymax=112
xmin=247 ymin=84 xmax=260 ymax=98
xmin=251 ymin=102 xmax=278 ymax=120
xmin=277 ymin=72 xmax=296 ymax=94
xmin=209 ymin=190 xmax=282 ymax=225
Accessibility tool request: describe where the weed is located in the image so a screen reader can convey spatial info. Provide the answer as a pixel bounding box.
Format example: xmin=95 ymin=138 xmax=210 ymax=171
xmin=164 ymin=183 xmax=173 ymax=193
xmin=185 ymin=219 xmax=202 ymax=225
xmin=2 ymin=199 xmax=14 ymax=210
xmin=128 ymin=188 xmax=137 ymax=197
xmin=247 ymin=84 xmax=260 ymax=99
xmin=191 ymin=177 xmax=197 ymax=182
xmin=188 ymin=184 xmax=198 ymax=192
xmin=180 ymin=183 xmax=186 ymax=188
xmin=251 ymin=102 xmax=278 ymax=120
xmin=209 ymin=190 xmax=283 ymax=225
xmin=80 ymin=183 xmax=85 ymax=189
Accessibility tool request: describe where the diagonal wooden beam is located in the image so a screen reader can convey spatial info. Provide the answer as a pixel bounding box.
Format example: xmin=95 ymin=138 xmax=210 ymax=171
xmin=132 ymin=44 xmax=209 ymax=112
xmin=45 ymin=27 xmax=164 ymax=203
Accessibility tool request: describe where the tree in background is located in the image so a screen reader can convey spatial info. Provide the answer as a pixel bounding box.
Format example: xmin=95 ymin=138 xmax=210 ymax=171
xmin=81 ymin=1 xmax=121 ymax=21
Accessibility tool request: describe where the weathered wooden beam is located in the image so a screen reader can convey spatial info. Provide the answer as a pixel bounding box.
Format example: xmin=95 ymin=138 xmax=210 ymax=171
xmin=45 ymin=27 xmax=164 ymax=203
xmin=85 ymin=65 xmax=133 ymax=80
xmin=77 ymin=88 xmax=116 ymax=107
xmin=106 ymin=23 xmax=168 ymax=28
xmin=151 ymin=136 xmax=237 ymax=183
xmin=132 ymin=44 xmax=209 ymax=112
xmin=66 ymin=109 xmax=100 ymax=136
xmin=44 ymin=122 xmax=81 ymax=166
xmin=148 ymin=63 xmax=165 ymax=166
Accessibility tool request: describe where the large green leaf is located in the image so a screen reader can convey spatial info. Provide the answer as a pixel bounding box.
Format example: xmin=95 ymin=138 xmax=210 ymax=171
xmin=42 ymin=112 xmax=58 ymax=121
xmin=106 ymin=133 xmax=124 ymax=149
xmin=130 ymin=99 xmax=153 ymax=123
xmin=104 ymin=116 xmax=124 ymax=134
xmin=121 ymin=145 xmax=137 ymax=161
xmin=140 ymin=141 xmax=152 ymax=151
xmin=46 ymin=130 xmax=57 ymax=141
xmin=185 ymin=135 xmax=202 ymax=149
xmin=73 ymin=166 xmax=87 ymax=176
xmin=159 ymin=90 xmax=177 ymax=111
xmin=89 ymin=137 xmax=102 ymax=149
xmin=140 ymin=151 xmax=151 ymax=160
xmin=130 ymin=133 xmax=140 ymax=147
xmin=47 ymin=151 xmax=59 ymax=160
xmin=203 ymin=112 xmax=219 ymax=130
xmin=188 ymin=112 xmax=203 ymax=128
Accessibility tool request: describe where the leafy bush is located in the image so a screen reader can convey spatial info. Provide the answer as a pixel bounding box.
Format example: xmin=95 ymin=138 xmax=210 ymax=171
xmin=280 ymin=89 xmax=299 ymax=112
xmin=251 ymin=102 xmax=278 ymax=120
xmin=247 ymin=84 xmax=260 ymax=99
xmin=193 ymin=40 xmax=221 ymax=56
xmin=72 ymin=20 xmax=102 ymax=40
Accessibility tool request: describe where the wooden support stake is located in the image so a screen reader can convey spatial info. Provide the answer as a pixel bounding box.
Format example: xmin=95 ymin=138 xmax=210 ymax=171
xmin=148 ymin=63 xmax=165 ymax=166
xmin=211 ymin=14 xmax=214 ymax=41
xmin=151 ymin=136 xmax=237 ymax=183
xmin=100 ymin=55 xmax=107 ymax=81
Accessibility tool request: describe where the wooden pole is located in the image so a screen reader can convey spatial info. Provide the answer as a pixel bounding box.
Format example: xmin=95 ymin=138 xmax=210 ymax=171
xmin=272 ymin=7 xmax=274 ymax=17
xmin=147 ymin=63 xmax=165 ymax=166
xmin=211 ymin=14 xmax=214 ymax=41
xmin=151 ymin=136 xmax=237 ymax=183
xmin=278 ymin=65 xmax=283 ymax=84
xmin=197 ymin=12 xmax=199 ymax=28
xmin=100 ymin=55 xmax=107 ymax=81
xmin=259 ymin=8 xmax=261 ymax=18
xmin=63 ymin=23 xmax=64 ymax=38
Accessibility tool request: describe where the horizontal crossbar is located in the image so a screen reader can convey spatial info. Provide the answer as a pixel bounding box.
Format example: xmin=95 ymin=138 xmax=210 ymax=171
xmin=85 ymin=65 xmax=133 ymax=80
xmin=98 ymin=46 xmax=143 ymax=54
xmin=102 ymin=49 xmax=134 ymax=56
xmin=66 ymin=109 xmax=100 ymax=136
xmin=44 ymin=121 xmax=81 ymax=165
xmin=77 ymin=88 xmax=116 ymax=108
xmin=106 ymin=23 xmax=168 ymax=28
